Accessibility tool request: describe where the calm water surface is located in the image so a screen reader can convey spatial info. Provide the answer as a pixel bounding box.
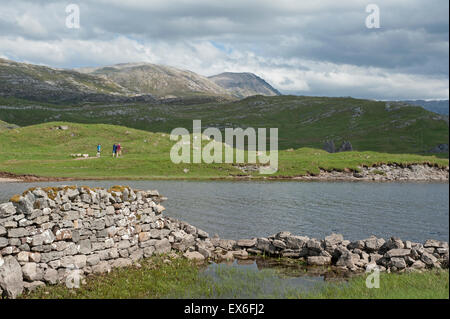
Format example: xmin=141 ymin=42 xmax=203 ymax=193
xmin=1 ymin=180 xmax=448 ymax=242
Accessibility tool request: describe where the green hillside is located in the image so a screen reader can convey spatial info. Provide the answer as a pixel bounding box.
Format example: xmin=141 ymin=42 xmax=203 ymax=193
xmin=1 ymin=95 xmax=448 ymax=156
xmin=0 ymin=122 xmax=447 ymax=179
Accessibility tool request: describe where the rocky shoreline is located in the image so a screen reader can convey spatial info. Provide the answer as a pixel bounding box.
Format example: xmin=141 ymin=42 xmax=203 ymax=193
xmin=0 ymin=186 xmax=448 ymax=298
xmin=2 ymin=163 xmax=449 ymax=183
xmin=290 ymin=163 xmax=449 ymax=181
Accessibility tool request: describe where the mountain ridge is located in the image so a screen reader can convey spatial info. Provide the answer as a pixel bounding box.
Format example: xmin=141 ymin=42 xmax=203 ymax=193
xmin=77 ymin=62 xmax=232 ymax=99
xmin=208 ymin=72 xmax=281 ymax=98
xmin=0 ymin=58 xmax=282 ymax=103
xmin=0 ymin=58 xmax=155 ymax=104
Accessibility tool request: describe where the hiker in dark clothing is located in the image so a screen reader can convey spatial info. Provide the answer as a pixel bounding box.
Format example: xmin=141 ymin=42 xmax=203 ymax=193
xmin=112 ymin=144 xmax=117 ymax=157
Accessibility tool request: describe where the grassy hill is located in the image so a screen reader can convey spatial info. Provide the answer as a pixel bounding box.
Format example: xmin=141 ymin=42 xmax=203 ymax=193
xmin=0 ymin=122 xmax=447 ymax=179
xmin=1 ymin=95 xmax=448 ymax=157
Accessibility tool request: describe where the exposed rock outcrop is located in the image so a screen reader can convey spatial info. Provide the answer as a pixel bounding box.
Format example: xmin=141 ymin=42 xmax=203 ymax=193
xmin=338 ymin=141 xmax=353 ymax=152
xmin=323 ymin=140 xmax=336 ymax=153
xmin=428 ymin=144 xmax=449 ymax=153
xmin=323 ymin=140 xmax=352 ymax=153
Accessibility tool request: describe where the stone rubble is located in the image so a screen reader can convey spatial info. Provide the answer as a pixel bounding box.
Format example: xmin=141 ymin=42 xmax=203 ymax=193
xmin=0 ymin=185 xmax=448 ymax=298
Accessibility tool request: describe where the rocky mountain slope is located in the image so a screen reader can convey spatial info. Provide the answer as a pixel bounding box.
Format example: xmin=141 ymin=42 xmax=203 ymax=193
xmin=0 ymin=58 xmax=282 ymax=103
xmin=78 ymin=63 xmax=232 ymax=99
xmin=208 ymin=72 xmax=281 ymax=98
xmin=0 ymin=58 xmax=155 ymax=104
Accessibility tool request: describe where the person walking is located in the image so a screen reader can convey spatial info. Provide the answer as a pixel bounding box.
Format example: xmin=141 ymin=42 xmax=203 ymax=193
xmin=117 ymin=143 xmax=121 ymax=157
xmin=112 ymin=144 xmax=117 ymax=158
xmin=97 ymin=144 xmax=101 ymax=157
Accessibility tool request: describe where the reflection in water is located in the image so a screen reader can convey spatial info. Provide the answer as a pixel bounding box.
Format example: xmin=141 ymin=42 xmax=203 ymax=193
xmin=214 ymin=256 xmax=357 ymax=281
xmin=201 ymin=256 xmax=357 ymax=298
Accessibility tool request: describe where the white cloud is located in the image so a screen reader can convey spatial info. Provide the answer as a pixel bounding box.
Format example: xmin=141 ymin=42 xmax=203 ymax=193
xmin=0 ymin=0 xmax=448 ymax=100
xmin=15 ymin=13 xmax=47 ymax=37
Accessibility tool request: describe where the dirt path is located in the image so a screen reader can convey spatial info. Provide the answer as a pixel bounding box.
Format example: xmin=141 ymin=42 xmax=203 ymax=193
xmin=0 ymin=177 xmax=21 ymax=182
xmin=0 ymin=171 xmax=75 ymax=182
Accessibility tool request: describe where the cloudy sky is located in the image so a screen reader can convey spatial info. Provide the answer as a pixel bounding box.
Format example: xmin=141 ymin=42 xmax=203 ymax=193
xmin=0 ymin=0 xmax=448 ymax=100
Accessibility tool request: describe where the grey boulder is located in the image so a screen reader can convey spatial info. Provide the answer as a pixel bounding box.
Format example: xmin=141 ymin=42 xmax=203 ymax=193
xmin=0 ymin=256 xmax=24 ymax=299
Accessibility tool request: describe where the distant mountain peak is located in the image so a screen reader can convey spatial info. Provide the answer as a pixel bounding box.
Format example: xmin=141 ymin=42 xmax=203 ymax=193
xmin=77 ymin=62 xmax=231 ymax=99
xmin=208 ymin=72 xmax=281 ymax=98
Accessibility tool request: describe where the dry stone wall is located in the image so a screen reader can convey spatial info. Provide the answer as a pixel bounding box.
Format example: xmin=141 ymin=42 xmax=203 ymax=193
xmin=0 ymin=185 xmax=448 ymax=299
xmin=0 ymin=185 xmax=174 ymax=298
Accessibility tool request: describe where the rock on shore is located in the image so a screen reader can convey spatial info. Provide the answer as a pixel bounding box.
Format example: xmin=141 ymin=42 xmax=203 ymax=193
xmin=0 ymin=186 xmax=448 ymax=298
xmin=298 ymin=164 xmax=449 ymax=181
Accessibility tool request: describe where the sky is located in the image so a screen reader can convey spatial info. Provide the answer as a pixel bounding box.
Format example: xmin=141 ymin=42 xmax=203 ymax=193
xmin=0 ymin=0 xmax=448 ymax=100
